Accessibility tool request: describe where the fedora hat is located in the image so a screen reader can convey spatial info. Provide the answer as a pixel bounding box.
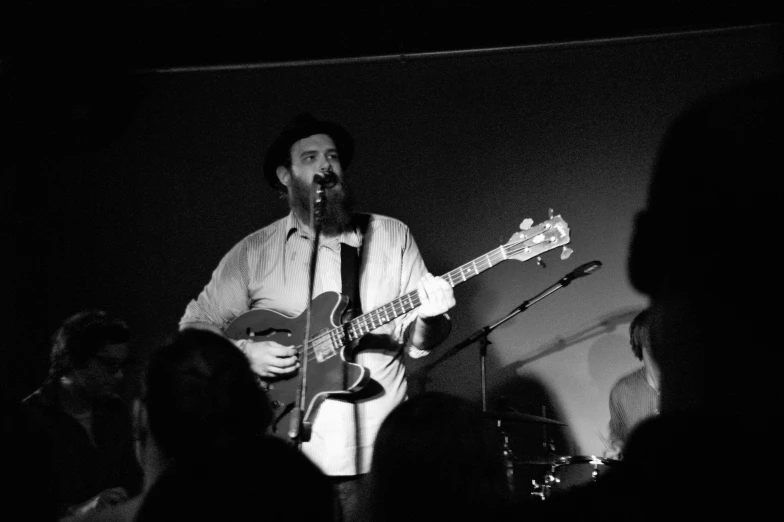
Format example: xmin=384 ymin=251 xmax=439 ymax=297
xmin=263 ymin=113 xmax=354 ymax=190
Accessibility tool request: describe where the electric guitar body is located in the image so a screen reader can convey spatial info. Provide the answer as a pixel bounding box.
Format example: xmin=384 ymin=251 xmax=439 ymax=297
xmin=225 ymin=291 xmax=369 ymax=440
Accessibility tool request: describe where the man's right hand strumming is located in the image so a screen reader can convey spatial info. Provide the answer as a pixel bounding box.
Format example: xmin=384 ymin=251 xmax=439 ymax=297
xmin=240 ymin=340 xmax=299 ymax=378
xmin=181 ymin=323 xmax=299 ymax=378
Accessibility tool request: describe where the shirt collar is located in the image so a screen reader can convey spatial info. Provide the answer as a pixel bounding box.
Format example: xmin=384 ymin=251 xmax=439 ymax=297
xmin=285 ymin=211 xmax=362 ymax=251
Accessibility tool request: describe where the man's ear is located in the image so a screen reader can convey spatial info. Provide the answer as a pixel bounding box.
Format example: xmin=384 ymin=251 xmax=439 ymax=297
xmin=276 ymin=165 xmax=291 ymax=188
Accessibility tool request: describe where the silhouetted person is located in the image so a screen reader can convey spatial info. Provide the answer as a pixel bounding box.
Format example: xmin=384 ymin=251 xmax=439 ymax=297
xmin=363 ymin=392 xmax=510 ymax=522
xmin=65 ymin=328 xmax=333 ymax=521
xmin=523 ymin=75 xmax=784 ymax=521
xmin=20 ymin=310 xmax=141 ymax=518
xmin=132 ymin=329 xmax=334 ymax=522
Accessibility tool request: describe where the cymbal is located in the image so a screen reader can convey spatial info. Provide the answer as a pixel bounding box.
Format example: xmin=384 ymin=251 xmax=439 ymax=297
xmin=484 ymin=410 xmax=566 ymax=426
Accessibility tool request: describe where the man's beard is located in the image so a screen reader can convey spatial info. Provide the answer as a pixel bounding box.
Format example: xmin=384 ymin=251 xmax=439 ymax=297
xmin=288 ymin=175 xmax=355 ymax=234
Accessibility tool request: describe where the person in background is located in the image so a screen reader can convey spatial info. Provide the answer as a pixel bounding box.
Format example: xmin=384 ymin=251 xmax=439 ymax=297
xmin=65 ymin=328 xmax=334 ymax=522
xmin=21 ymin=310 xmax=141 ymax=518
xmin=606 ymin=308 xmax=659 ymax=457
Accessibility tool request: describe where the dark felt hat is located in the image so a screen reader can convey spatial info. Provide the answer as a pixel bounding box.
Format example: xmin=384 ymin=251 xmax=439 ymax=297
xmin=263 ymin=113 xmax=354 ymax=190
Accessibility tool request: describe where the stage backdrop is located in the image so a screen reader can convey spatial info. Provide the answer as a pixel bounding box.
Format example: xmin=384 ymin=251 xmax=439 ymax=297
xmin=9 ymin=25 xmax=780 ymax=457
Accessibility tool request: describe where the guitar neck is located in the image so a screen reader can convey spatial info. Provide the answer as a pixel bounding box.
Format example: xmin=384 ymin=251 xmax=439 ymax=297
xmin=344 ymin=245 xmax=507 ymax=341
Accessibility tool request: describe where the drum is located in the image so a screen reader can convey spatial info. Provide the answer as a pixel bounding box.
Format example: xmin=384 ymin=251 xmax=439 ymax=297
xmin=545 ymin=455 xmax=619 ymax=497
xmin=528 ymin=455 xmax=619 ymax=499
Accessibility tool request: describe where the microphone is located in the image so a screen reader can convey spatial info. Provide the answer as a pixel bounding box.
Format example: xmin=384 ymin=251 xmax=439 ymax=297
xmin=560 ymin=260 xmax=602 ymax=286
xmin=313 ymin=171 xmax=337 ymax=189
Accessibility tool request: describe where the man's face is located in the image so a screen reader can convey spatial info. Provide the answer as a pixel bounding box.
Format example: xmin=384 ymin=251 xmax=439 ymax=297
xmin=277 ymin=133 xmax=353 ymax=232
xmin=72 ymin=342 xmax=130 ymax=400
xmin=285 ymin=133 xmax=343 ymax=186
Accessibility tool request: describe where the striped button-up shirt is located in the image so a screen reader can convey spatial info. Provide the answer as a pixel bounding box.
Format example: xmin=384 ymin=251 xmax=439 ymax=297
xmin=181 ymin=211 xmax=430 ymax=475
xmin=608 ymin=367 xmax=659 ymax=453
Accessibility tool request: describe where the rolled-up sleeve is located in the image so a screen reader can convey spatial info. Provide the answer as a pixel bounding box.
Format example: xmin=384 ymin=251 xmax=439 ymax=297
xmin=396 ymin=227 xmax=450 ymax=355
xmin=180 ymin=239 xmax=252 ymax=330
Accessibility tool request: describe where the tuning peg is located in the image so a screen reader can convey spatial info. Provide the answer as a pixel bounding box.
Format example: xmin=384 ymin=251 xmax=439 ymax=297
xmin=519 ymin=218 xmax=533 ymax=231
xmin=537 ymin=256 xmax=547 ymax=268
xmin=548 ymin=208 xmax=554 ymax=219
xmin=560 ymin=246 xmax=573 ymax=260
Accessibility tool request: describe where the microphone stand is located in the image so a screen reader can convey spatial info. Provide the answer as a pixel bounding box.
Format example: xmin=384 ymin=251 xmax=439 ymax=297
xmin=437 ymin=275 xmax=575 ymax=498
xmin=288 ymin=181 xmax=326 ymax=445
xmin=430 ymin=271 xmax=584 ymax=413
xmin=424 ymin=263 xmax=599 ymax=498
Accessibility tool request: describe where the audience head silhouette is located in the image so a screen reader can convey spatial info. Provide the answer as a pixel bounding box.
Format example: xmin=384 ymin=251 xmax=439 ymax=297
xmin=628 ymin=75 xmax=783 ymax=416
xmin=139 ymin=328 xmax=272 ymax=461
xmin=366 ymin=391 xmax=509 ymax=522
xmin=134 ymin=329 xmax=334 ymax=521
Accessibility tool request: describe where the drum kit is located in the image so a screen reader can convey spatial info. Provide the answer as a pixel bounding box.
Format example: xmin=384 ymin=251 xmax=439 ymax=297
xmin=484 ymin=409 xmax=620 ymax=501
xmin=426 ymin=256 xmax=619 ymax=501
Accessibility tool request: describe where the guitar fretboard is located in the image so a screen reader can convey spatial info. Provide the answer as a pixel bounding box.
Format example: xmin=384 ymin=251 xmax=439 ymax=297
xmin=342 ymin=245 xmax=507 ymax=342
xmin=307 ymin=216 xmax=568 ymax=362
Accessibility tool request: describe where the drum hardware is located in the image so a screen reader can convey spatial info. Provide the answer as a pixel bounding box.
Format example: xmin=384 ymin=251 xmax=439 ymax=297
xmin=498 ymin=421 xmax=518 ymax=495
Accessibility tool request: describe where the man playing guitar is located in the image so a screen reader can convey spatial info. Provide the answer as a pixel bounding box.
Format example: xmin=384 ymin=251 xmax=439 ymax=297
xmin=179 ymin=114 xmax=455 ymax=522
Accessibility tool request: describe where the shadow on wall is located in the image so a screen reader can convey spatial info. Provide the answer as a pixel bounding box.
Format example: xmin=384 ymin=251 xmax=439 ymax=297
xmin=486 ymin=306 xmax=644 ymax=456
xmin=509 ymin=306 xmax=642 ymax=370
xmin=587 ymin=332 xmax=641 ymax=395
xmin=487 ymin=371 xmax=572 ymax=457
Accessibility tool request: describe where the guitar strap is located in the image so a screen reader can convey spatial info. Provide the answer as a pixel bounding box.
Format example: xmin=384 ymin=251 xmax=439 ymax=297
xmin=340 ymin=213 xmax=369 ymax=472
xmin=340 ymin=213 xmax=369 ymax=324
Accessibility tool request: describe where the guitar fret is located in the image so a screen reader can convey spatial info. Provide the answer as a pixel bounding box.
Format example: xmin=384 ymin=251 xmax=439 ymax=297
xmin=351 ymin=320 xmax=364 ymax=340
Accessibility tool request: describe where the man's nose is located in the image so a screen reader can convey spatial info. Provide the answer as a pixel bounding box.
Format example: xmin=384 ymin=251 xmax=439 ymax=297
xmin=318 ymin=155 xmax=334 ymax=172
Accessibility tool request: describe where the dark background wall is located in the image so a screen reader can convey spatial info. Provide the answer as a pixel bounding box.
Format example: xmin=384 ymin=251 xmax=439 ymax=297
xmin=6 ymin=24 xmax=780 ymax=456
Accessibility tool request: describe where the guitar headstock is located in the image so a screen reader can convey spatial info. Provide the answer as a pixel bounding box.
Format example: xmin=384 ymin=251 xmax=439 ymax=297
xmin=504 ymin=214 xmax=571 ymax=263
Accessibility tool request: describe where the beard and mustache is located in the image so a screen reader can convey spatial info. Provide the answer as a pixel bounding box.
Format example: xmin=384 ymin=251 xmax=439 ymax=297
xmin=287 ymin=174 xmax=356 ymax=234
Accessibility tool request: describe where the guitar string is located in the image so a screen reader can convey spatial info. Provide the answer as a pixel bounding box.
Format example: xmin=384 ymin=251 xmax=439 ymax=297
xmin=299 ymin=247 xmax=508 ymax=363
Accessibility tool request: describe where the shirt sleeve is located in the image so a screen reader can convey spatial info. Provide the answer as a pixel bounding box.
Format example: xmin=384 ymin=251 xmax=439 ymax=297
xmin=180 ymin=239 xmax=252 ymax=331
xmin=396 ymin=227 xmax=450 ymax=356
xmin=608 ymin=385 xmax=627 ymax=452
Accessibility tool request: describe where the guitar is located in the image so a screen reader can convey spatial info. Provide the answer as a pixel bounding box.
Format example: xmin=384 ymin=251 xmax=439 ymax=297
xmin=225 ymin=214 xmax=571 ymax=441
